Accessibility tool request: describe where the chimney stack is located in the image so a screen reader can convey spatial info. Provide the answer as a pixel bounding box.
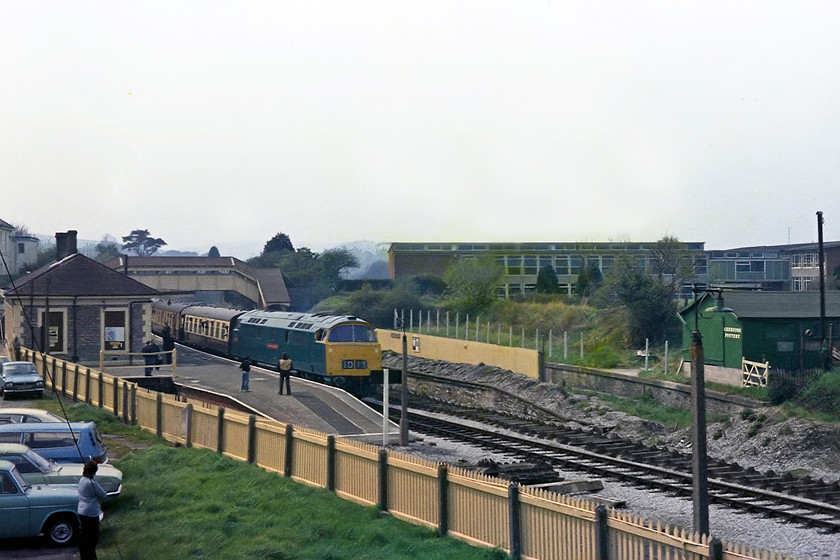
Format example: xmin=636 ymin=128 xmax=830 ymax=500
xmin=55 ymin=230 xmax=79 ymax=261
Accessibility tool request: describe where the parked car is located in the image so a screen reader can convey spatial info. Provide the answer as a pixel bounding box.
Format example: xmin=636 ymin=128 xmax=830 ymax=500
xmin=0 ymin=443 xmax=122 ymax=501
xmin=0 ymin=407 xmax=64 ymax=424
xmin=0 ymin=421 xmax=107 ymax=464
xmin=0 ymin=459 xmax=80 ymax=546
xmin=0 ymin=361 xmax=45 ymax=398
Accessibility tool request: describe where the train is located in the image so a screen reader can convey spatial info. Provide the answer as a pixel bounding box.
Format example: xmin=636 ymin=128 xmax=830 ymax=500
xmin=151 ymin=300 xmax=383 ymax=395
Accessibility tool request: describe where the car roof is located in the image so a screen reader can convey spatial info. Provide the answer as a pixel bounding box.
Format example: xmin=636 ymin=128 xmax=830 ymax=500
xmin=0 ymin=443 xmax=31 ymax=454
xmin=0 ymin=408 xmax=64 ymax=419
xmin=0 ymin=421 xmax=95 ymax=432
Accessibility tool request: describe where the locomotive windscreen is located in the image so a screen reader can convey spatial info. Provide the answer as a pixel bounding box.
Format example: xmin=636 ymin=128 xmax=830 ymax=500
xmin=328 ymin=324 xmax=377 ymax=343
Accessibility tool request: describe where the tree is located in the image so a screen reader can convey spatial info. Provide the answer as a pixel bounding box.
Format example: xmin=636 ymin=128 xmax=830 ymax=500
xmin=575 ymin=261 xmax=603 ymax=297
xmin=318 ymin=249 xmax=359 ymax=282
xmin=647 ymin=236 xmax=696 ymax=298
xmin=122 ymin=229 xmax=167 ymax=256
xmin=592 ymin=254 xmax=679 ymax=346
xmin=207 ymin=246 xmax=221 ymax=258
xmin=94 ymin=235 xmax=123 ymax=263
xmin=536 ymin=265 xmax=560 ymax=294
xmin=444 ymin=256 xmax=503 ymax=314
xmin=263 ymin=233 xmax=295 ymax=255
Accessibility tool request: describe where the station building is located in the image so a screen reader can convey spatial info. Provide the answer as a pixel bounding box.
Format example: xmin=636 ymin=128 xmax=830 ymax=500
xmin=2 ymin=231 xmax=159 ymax=364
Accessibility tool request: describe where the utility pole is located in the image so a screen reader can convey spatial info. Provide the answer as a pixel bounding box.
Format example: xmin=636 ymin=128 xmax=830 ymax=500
xmin=690 ymin=289 xmax=710 ymax=535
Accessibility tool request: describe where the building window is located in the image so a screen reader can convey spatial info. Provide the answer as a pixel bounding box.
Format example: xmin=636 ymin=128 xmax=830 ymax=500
xmin=39 ymin=310 xmax=66 ymax=354
xmin=17 ymin=243 xmax=25 ymax=254
xmin=104 ymin=309 xmax=128 ymax=351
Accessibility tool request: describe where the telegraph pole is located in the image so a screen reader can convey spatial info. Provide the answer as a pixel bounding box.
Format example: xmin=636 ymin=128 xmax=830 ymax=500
xmin=690 ymin=289 xmax=710 ymax=535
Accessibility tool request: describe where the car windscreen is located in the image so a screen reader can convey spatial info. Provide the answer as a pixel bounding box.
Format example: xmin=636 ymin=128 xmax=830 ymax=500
xmin=3 ymin=364 xmax=37 ymax=375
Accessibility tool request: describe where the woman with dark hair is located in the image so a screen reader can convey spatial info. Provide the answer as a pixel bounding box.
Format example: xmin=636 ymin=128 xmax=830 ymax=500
xmin=77 ymin=459 xmax=108 ymax=559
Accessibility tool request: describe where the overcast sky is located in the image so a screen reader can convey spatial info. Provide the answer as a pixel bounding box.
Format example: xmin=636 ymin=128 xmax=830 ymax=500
xmin=2 ymin=1 xmax=838 ymax=258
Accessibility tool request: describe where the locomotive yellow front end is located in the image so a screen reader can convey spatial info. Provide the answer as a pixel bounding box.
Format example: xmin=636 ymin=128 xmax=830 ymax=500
xmin=323 ymin=321 xmax=381 ymax=394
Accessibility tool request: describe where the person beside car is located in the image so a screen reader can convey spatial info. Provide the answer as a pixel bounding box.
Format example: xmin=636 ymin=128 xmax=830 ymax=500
xmin=78 ymin=459 xmax=108 ymax=560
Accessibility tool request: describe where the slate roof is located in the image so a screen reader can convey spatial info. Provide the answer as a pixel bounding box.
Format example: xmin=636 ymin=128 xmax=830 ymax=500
xmin=687 ymin=291 xmax=840 ymax=320
xmin=2 ymin=253 xmax=159 ymax=297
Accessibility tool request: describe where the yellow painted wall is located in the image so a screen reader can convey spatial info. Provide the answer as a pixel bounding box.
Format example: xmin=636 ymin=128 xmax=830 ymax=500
xmin=376 ymin=329 xmax=540 ymax=379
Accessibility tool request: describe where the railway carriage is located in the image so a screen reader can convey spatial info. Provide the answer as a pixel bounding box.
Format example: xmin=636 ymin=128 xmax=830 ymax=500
xmin=180 ymin=306 xmax=244 ymax=355
xmin=230 ymin=310 xmax=381 ymax=395
xmin=151 ymin=301 xmax=194 ymax=340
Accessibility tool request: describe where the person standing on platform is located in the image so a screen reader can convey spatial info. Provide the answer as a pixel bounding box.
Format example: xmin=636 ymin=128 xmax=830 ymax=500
xmin=142 ymin=339 xmax=156 ymax=376
xmin=239 ymin=356 xmax=251 ymax=392
xmin=77 ymin=459 xmax=107 ymax=560
xmin=161 ymin=324 xmax=175 ymax=365
xmin=277 ymin=352 xmax=293 ymax=395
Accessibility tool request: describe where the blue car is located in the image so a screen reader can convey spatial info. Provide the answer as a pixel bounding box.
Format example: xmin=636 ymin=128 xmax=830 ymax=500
xmin=0 ymin=421 xmax=108 ymax=464
xmin=0 ymin=459 xmax=80 ymax=546
xmin=0 ymin=361 xmax=45 ymax=398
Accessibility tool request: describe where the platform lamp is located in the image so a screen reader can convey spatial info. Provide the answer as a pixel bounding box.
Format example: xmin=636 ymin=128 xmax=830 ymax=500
xmin=689 ymin=285 xmax=716 ymax=536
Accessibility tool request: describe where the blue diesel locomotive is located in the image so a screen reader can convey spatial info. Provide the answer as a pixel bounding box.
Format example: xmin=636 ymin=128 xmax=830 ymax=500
xmin=152 ymin=301 xmax=382 ymax=395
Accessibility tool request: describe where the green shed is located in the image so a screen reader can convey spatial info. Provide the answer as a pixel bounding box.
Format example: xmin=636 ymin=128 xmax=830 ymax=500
xmin=679 ymin=291 xmax=840 ymax=386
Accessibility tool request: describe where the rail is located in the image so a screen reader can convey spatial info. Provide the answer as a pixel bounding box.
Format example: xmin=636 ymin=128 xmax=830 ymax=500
xmin=23 ymin=348 xmax=791 ymax=560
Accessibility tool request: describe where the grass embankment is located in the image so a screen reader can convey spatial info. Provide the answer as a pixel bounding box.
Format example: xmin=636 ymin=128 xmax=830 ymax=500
xmin=31 ymin=399 xmax=507 ymax=560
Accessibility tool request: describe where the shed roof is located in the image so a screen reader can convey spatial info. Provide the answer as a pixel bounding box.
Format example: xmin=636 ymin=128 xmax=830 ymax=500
xmin=2 ymin=253 xmax=159 ymax=298
xmin=684 ymin=291 xmax=840 ymax=320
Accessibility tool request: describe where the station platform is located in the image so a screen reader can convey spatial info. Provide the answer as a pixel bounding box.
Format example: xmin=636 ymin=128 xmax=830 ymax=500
xmin=106 ymin=343 xmax=401 ymax=444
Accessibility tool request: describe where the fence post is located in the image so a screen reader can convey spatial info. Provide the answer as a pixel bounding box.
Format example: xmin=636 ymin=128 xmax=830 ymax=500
xmin=73 ymin=365 xmax=80 ymax=401
xmin=61 ymin=361 xmax=67 ymax=396
xmin=84 ymin=368 xmax=92 ymax=405
xmin=377 ymin=448 xmax=388 ymax=512
xmin=216 ymin=408 xmax=226 ymax=453
xmin=122 ymin=382 xmax=129 ymax=424
xmin=98 ymin=371 xmax=104 ymax=408
xmin=284 ymin=424 xmax=294 ymax=478
xmin=326 ymin=435 xmax=335 ymax=492
xmin=112 ymin=378 xmax=119 ymax=418
xmin=437 ymin=464 xmax=449 ymax=537
xmin=155 ymin=392 xmax=163 ymax=438
xmin=247 ymin=415 xmax=256 ymax=463
xmin=130 ymin=384 xmax=137 ymax=425
xmin=185 ymin=404 xmax=193 ymax=448
xmin=594 ymin=505 xmax=608 ymax=560
xmin=508 ymin=483 xmax=521 ymax=560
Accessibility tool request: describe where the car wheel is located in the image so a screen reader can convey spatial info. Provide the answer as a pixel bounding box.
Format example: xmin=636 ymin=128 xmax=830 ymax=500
xmin=44 ymin=514 xmax=78 ymax=546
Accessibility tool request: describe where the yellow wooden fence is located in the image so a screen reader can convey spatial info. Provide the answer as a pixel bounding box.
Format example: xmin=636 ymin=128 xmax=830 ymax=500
xmin=23 ymin=349 xmax=792 ymax=560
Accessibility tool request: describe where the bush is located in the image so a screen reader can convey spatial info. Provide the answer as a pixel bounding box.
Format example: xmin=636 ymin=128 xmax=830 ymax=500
xmin=796 ymin=372 xmax=840 ymax=417
xmin=582 ymin=345 xmax=622 ymax=368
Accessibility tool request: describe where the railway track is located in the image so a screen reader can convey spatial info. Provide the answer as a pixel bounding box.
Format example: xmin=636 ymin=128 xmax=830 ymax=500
xmin=372 ymin=371 xmax=840 ymax=532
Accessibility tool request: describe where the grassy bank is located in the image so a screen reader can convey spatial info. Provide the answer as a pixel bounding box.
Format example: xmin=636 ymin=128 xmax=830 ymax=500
xmin=24 ymin=399 xmax=506 ymax=559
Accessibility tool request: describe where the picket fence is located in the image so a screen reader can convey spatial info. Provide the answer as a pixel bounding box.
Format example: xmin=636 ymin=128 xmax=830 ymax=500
xmin=24 ymin=349 xmax=791 ymax=560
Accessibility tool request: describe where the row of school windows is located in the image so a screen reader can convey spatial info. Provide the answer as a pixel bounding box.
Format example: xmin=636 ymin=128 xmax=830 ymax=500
xmin=495 ymin=254 xmax=707 ymax=277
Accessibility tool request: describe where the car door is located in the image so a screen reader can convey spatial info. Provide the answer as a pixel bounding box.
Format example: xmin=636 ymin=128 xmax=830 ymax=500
xmin=0 ymin=471 xmax=31 ymax=538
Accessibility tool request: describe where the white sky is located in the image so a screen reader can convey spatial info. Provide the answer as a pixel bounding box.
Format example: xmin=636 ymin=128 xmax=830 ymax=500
xmin=1 ymin=1 xmax=838 ymax=259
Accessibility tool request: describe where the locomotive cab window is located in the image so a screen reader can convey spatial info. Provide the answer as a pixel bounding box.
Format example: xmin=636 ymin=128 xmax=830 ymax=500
xmin=328 ymin=324 xmax=377 ymax=343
